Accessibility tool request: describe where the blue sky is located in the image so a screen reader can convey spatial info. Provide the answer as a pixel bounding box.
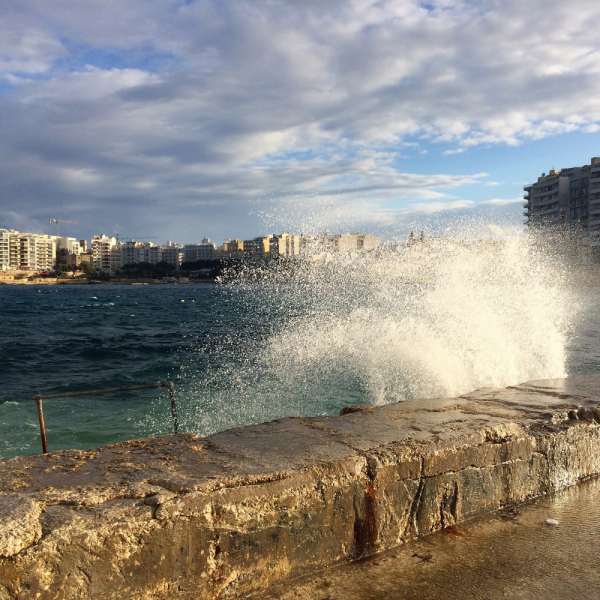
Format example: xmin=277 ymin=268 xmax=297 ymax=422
xmin=1 ymin=0 xmax=600 ymax=243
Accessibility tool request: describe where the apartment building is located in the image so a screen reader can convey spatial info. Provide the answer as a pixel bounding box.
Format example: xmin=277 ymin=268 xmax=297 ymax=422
xmin=109 ymin=240 xmax=183 ymax=273
xmin=160 ymin=243 xmax=183 ymax=267
xmin=92 ymin=235 xmax=117 ymax=272
xmin=7 ymin=232 xmax=56 ymax=271
xmin=270 ymin=233 xmax=300 ymax=257
xmin=54 ymin=236 xmax=82 ymax=265
xmin=244 ymin=236 xmax=272 ymax=259
xmin=183 ymin=238 xmax=216 ymax=262
xmin=0 ymin=229 xmax=9 ymax=270
xmin=299 ymin=232 xmax=380 ymax=254
xmin=524 ymin=157 xmax=600 ymax=230
xmin=216 ymin=239 xmax=244 ymax=258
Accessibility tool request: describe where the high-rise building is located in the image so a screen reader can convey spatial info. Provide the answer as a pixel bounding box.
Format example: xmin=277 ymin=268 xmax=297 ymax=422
xmin=524 ymin=157 xmax=600 ymax=232
xmin=0 ymin=229 xmax=10 ymax=270
xmin=6 ymin=232 xmax=55 ymax=271
xmin=92 ymin=235 xmax=117 ymax=272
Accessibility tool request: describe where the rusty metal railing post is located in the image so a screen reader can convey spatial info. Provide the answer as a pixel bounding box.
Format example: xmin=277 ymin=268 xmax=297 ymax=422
xmin=162 ymin=381 xmax=179 ymax=433
xmin=33 ymin=395 xmax=48 ymax=454
xmin=31 ymin=381 xmax=178 ymax=454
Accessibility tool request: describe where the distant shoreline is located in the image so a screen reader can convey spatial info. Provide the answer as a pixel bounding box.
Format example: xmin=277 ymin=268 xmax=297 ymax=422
xmin=0 ymin=279 xmax=217 ymax=286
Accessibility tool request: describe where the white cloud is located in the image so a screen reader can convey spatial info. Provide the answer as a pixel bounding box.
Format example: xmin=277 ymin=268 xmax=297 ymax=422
xmin=0 ymin=0 xmax=598 ymax=239
xmin=481 ymin=197 xmax=523 ymax=206
xmin=443 ymin=148 xmax=466 ymax=155
xmin=407 ymin=200 xmax=474 ymax=213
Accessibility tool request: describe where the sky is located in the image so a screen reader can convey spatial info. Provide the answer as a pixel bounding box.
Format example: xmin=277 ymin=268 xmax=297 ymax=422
xmin=1 ymin=0 xmax=600 ymax=244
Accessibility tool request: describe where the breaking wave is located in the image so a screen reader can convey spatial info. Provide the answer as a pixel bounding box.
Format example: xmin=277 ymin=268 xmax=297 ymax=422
xmin=184 ymin=225 xmax=575 ymax=435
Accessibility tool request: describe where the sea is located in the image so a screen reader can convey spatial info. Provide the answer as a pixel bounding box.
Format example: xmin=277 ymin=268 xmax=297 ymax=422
xmin=2 ymin=239 xmax=600 ymax=461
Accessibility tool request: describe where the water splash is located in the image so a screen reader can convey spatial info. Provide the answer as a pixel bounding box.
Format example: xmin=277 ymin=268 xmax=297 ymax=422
xmin=181 ymin=225 xmax=575 ymax=437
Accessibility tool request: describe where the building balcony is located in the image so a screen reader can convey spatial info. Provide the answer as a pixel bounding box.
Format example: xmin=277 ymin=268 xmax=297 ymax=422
xmin=523 ymin=185 xmax=532 ymax=191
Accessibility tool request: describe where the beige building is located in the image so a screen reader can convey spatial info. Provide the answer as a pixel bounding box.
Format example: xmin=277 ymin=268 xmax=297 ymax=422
xmin=300 ymin=232 xmax=379 ymax=255
xmin=270 ymin=233 xmax=300 ymax=258
xmin=216 ymin=239 xmax=244 ymax=258
xmin=333 ymin=232 xmax=379 ymax=252
xmin=244 ymin=236 xmax=272 ymax=259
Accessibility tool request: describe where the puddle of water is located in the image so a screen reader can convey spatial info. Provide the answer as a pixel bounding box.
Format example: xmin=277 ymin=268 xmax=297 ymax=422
xmin=264 ymin=477 xmax=600 ymax=600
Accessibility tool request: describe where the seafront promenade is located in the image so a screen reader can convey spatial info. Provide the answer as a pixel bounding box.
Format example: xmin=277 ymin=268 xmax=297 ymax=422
xmin=2 ymin=376 xmax=600 ymax=598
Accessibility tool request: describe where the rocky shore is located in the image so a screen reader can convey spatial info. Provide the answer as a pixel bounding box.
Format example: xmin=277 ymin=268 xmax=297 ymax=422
xmin=2 ymin=377 xmax=600 ymax=599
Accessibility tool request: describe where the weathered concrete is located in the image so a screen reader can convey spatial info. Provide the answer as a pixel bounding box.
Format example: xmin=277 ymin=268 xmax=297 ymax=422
xmin=2 ymin=376 xmax=600 ymax=599
xmin=264 ymin=475 xmax=600 ymax=600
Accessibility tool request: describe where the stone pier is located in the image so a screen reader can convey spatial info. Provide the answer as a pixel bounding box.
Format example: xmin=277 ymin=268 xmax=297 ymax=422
xmin=2 ymin=377 xmax=600 ymax=599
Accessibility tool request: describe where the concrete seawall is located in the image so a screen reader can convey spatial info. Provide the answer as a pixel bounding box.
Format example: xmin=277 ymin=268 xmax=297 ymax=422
xmin=2 ymin=376 xmax=600 ymax=599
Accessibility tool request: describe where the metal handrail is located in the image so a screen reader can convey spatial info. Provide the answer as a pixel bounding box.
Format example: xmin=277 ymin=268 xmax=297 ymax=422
xmin=32 ymin=382 xmax=179 ymax=454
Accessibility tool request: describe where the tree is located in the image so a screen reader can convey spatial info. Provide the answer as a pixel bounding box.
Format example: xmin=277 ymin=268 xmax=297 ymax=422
xmin=80 ymin=261 xmax=96 ymax=275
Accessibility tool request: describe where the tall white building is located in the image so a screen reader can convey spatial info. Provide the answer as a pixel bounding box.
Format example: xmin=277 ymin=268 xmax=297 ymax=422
xmin=160 ymin=243 xmax=182 ymax=267
xmin=8 ymin=232 xmax=55 ymax=271
xmin=524 ymin=156 xmax=600 ymax=231
xmin=92 ymin=235 xmax=117 ymax=272
xmin=0 ymin=229 xmax=10 ymax=270
xmin=54 ymin=237 xmax=82 ymax=254
xmin=109 ymin=240 xmax=183 ymax=274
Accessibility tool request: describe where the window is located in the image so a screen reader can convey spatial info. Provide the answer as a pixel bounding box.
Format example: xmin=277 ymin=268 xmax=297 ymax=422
xmin=570 ymin=209 xmax=577 ymax=219
xmin=582 ymin=187 xmax=589 ymax=196
xmin=570 ymin=199 xmax=576 ymax=207
xmin=571 ymin=189 xmax=578 ymax=198
xmin=581 ymin=177 xmax=589 ymax=186
xmin=571 ymin=179 xmax=580 ymax=188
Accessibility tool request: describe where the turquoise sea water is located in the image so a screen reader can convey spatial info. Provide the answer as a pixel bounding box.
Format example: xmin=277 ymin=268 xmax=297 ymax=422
xmin=1 ymin=283 xmax=599 ymax=461
xmin=0 ymin=284 xmax=366 ymax=460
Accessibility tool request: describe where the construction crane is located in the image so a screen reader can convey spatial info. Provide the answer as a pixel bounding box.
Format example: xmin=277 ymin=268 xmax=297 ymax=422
xmin=114 ymin=234 xmax=158 ymax=243
xmin=49 ymin=217 xmax=78 ymax=237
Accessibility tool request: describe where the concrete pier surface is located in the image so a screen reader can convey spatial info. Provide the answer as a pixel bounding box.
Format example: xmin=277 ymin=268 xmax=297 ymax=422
xmin=2 ymin=377 xmax=600 ymax=598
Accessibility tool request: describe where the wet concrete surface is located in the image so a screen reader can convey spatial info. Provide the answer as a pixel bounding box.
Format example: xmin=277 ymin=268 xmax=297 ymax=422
xmin=266 ymin=477 xmax=600 ymax=600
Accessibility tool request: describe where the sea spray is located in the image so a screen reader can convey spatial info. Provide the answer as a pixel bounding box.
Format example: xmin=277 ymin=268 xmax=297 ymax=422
xmin=180 ymin=226 xmax=575 ymax=436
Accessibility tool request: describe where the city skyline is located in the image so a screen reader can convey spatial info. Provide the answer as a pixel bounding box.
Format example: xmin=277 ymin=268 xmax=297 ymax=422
xmin=1 ymin=1 xmax=600 ymax=242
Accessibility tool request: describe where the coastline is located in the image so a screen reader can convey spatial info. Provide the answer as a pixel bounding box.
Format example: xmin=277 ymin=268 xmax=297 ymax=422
xmin=0 ymin=279 xmax=216 ymax=285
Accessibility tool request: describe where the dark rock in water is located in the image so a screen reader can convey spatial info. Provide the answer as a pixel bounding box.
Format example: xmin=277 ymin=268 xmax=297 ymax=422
xmin=2 ymin=376 xmax=600 ymax=598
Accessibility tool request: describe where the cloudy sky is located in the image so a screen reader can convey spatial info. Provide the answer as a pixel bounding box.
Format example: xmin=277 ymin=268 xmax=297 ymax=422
xmin=1 ymin=0 xmax=600 ymax=243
